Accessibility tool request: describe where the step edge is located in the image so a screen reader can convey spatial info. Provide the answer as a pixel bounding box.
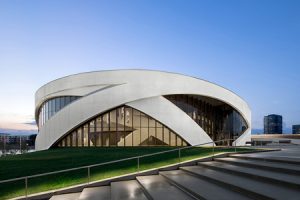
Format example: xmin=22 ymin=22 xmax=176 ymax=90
xmin=229 ymin=155 xmax=300 ymax=165
xmin=135 ymin=177 xmax=154 ymax=200
xmin=214 ymin=158 xmax=300 ymax=175
xmin=197 ymin=162 xmax=300 ymax=190
xmin=180 ymin=167 xmax=274 ymax=200
xmin=159 ymin=172 xmax=205 ymax=200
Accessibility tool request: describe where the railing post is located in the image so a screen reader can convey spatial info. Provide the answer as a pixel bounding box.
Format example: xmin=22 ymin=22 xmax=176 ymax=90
xmin=137 ymin=157 xmax=140 ymax=173
xmin=87 ymin=167 xmax=90 ymax=184
xmin=25 ymin=177 xmax=28 ymax=199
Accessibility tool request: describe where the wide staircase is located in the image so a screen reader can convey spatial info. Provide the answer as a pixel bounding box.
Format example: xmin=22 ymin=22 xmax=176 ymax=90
xmin=50 ymin=154 xmax=300 ymax=200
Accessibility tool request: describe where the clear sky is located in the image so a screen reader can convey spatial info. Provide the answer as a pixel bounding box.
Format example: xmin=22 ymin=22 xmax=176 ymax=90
xmin=0 ymin=0 xmax=299 ymax=133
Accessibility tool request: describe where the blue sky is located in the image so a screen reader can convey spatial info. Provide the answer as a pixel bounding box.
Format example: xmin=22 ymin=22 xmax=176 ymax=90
xmin=0 ymin=0 xmax=299 ymax=133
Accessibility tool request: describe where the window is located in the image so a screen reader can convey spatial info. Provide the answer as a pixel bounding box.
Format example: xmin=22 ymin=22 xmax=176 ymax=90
xmin=56 ymin=105 xmax=188 ymax=148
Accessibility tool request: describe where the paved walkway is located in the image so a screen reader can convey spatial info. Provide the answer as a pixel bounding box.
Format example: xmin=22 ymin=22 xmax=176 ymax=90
xmin=242 ymin=145 xmax=300 ymax=162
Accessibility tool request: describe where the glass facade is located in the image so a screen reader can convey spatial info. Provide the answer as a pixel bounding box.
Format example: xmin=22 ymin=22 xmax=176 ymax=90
xmin=165 ymin=94 xmax=248 ymax=145
xmin=38 ymin=96 xmax=80 ymax=128
xmin=56 ymin=106 xmax=188 ymax=147
xmin=264 ymin=114 xmax=282 ymax=134
xmin=293 ymin=125 xmax=300 ymax=134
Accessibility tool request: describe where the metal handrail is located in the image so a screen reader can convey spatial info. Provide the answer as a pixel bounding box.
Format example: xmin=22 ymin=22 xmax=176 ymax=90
xmin=0 ymin=138 xmax=238 ymax=197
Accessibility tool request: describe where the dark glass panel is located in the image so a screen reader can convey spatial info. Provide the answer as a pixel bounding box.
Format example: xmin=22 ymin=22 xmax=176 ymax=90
xmin=164 ymin=94 xmax=248 ymax=145
xmin=44 ymin=102 xmax=49 ymax=121
xmin=60 ymin=97 xmax=65 ymax=110
xmin=55 ymin=98 xmax=60 ymax=112
xmin=65 ymin=96 xmax=71 ymax=106
xmin=70 ymin=96 xmax=76 ymax=102
xmin=41 ymin=105 xmax=44 ymax=126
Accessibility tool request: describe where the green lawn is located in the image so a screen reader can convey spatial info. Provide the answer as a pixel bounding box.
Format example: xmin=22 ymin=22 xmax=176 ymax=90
xmin=0 ymin=146 xmax=257 ymax=200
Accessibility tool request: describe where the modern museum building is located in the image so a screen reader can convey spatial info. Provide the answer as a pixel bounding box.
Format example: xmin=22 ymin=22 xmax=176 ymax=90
xmin=35 ymin=70 xmax=251 ymax=150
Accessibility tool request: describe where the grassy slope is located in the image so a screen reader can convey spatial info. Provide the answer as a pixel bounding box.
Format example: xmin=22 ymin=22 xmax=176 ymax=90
xmin=0 ymin=147 xmax=255 ymax=199
xmin=0 ymin=147 xmax=178 ymax=180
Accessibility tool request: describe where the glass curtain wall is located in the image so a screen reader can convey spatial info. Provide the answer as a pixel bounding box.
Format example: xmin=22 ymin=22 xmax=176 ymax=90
xmin=164 ymin=94 xmax=248 ymax=145
xmin=56 ymin=106 xmax=188 ymax=147
xmin=38 ymin=96 xmax=80 ymax=128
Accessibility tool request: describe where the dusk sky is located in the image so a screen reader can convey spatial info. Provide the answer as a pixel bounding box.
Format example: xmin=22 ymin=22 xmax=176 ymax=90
xmin=0 ymin=0 xmax=299 ymax=133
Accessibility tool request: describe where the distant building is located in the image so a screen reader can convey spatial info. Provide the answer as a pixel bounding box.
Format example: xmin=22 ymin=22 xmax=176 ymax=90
xmin=293 ymin=125 xmax=300 ymax=134
xmin=0 ymin=134 xmax=29 ymax=144
xmin=264 ymin=114 xmax=282 ymax=134
xmin=0 ymin=133 xmax=9 ymax=143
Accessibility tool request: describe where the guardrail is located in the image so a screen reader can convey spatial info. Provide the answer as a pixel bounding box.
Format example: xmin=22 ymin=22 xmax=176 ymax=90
xmin=0 ymin=138 xmax=240 ymax=199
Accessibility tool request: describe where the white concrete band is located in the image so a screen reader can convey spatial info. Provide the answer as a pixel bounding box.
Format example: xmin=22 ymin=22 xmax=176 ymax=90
xmin=35 ymin=70 xmax=251 ymax=150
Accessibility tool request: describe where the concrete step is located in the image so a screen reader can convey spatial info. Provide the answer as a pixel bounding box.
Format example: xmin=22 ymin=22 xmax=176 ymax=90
xmin=50 ymin=192 xmax=81 ymax=200
xmin=198 ymin=161 xmax=300 ymax=189
xmin=229 ymin=154 xmax=300 ymax=165
xmin=136 ymin=175 xmax=196 ymax=200
xmin=215 ymin=157 xmax=300 ymax=175
xmin=78 ymin=186 xmax=111 ymax=200
xmin=159 ymin=170 xmax=252 ymax=200
xmin=111 ymin=180 xmax=148 ymax=200
xmin=181 ymin=165 xmax=300 ymax=200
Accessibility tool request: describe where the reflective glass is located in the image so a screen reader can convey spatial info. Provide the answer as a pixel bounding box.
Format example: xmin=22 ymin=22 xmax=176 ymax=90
xmin=83 ymin=125 xmax=89 ymax=147
xmin=65 ymin=96 xmax=71 ymax=105
xmin=55 ymin=98 xmax=60 ymax=112
xmin=56 ymin=105 xmax=188 ymax=148
xmin=103 ymin=113 xmax=109 ymax=131
xmin=72 ymin=131 xmax=77 ymax=147
xmin=77 ymin=128 xmax=82 ymax=147
xmin=60 ymin=97 xmax=65 ymax=109
xmin=164 ymin=94 xmax=248 ymax=145
xmin=96 ymin=117 xmax=102 ymax=132
xmin=110 ymin=110 xmax=117 ymax=131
